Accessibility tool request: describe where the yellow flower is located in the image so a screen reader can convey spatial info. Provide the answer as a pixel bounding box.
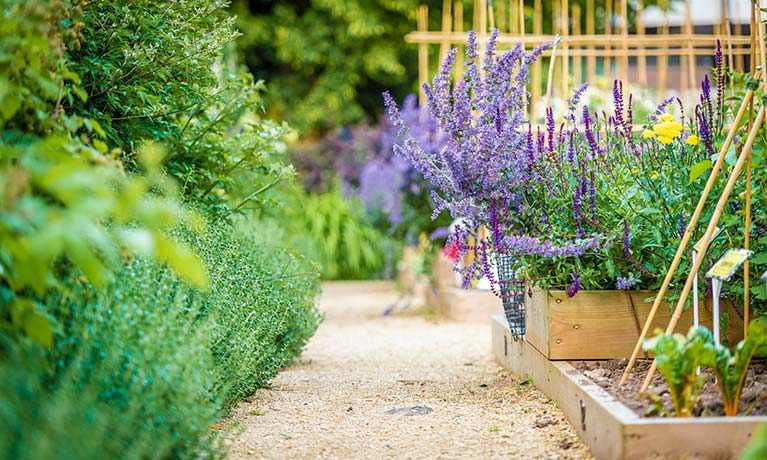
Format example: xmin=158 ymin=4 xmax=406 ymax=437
xmin=642 ymin=129 xmax=655 ymax=138
xmin=660 ymin=113 xmax=675 ymax=122
xmin=653 ymin=121 xmax=683 ymax=140
xmin=686 ymin=134 xmax=699 ymax=146
xmin=650 ymin=171 xmax=660 ymax=179
xmin=656 ymin=135 xmax=673 ymax=145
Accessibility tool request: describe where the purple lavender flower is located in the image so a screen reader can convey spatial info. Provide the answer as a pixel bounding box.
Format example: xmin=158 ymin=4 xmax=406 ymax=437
xmin=616 ymin=276 xmax=638 ymax=290
xmin=623 ymin=219 xmax=651 ymax=275
xmin=715 ymin=39 xmax=724 ymax=127
xmin=612 ymin=80 xmax=625 ymax=132
xmin=567 ymin=264 xmax=581 ymax=297
xmin=546 ymin=107 xmax=556 ymax=152
xmin=567 ymin=82 xmax=589 ymax=115
xmin=678 ymin=211 xmax=686 ymax=239
xmin=650 ymin=97 xmax=676 ymax=122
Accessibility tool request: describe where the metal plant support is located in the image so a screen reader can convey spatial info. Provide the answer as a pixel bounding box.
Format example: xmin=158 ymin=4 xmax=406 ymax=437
xmin=495 ymin=253 xmax=526 ymax=339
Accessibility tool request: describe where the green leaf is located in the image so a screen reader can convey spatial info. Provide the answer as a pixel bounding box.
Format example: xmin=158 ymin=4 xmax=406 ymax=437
xmin=23 ymin=309 xmax=53 ymax=349
xmin=688 ymin=160 xmax=713 ymax=183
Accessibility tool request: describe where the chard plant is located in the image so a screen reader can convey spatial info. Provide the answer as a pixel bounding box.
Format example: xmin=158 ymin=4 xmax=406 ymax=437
xmin=644 ymin=317 xmax=767 ymax=417
xmin=642 ymin=326 xmax=717 ymax=417
xmin=710 ymin=317 xmax=767 ymax=416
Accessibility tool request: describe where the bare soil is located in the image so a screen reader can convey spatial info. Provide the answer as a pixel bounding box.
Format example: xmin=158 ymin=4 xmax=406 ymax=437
xmin=226 ymin=281 xmax=595 ymax=459
xmin=575 ymin=359 xmax=767 ymax=417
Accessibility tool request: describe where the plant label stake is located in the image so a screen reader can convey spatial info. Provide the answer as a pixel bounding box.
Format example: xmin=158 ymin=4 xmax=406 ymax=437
xmin=706 ymin=249 xmax=753 ymax=344
xmin=692 ymin=227 xmax=723 ymax=332
xmin=760 ymin=269 xmax=767 ymax=299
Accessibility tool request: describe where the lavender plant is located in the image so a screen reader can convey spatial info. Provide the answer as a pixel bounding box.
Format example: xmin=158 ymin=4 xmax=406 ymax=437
xmin=385 ymin=30 xmax=600 ymax=291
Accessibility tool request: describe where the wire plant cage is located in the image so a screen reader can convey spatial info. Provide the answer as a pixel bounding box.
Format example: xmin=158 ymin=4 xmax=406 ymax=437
xmin=494 ymin=252 xmax=527 ymax=339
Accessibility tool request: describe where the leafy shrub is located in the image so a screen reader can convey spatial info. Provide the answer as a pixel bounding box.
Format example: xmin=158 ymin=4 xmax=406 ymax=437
xmin=0 ymin=0 xmax=207 ymax=349
xmin=0 ymin=217 xmax=321 ymax=460
xmin=68 ymin=0 xmax=293 ymax=214
xmin=187 ymin=220 xmax=321 ymax=405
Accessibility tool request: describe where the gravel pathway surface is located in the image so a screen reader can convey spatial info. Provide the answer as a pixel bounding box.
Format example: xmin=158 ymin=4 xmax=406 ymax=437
xmin=228 ymin=281 xmax=594 ymax=460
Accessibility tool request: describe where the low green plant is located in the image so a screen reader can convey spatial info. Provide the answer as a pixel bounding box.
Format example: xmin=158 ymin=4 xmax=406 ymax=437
xmin=644 ymin=317 xmax=767 ymax=417
xmin=709 ymin=317 xmax=767 ymax=416
xmin=642 ymin=327 xmax=716 ymax=417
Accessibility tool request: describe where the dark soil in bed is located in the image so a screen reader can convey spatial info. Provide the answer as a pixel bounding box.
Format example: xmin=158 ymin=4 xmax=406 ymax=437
xmin=574 ymin=359 xmax=767 ymax=417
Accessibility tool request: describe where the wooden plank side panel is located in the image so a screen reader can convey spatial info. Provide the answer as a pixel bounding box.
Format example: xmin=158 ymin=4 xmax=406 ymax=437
xmin=530 ymin=289 xmax=744 ymax=360
xmin=625 ymin=417 xmax=767 ymax=460
xmin=525 ymin=289 xmax=551 ymax=357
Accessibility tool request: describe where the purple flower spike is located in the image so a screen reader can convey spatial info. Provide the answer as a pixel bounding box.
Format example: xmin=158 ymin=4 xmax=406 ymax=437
xmin=567 ymin=264 xmax=581 ymax=297
xmin=616 ymin=276 xmax=638 ymax=290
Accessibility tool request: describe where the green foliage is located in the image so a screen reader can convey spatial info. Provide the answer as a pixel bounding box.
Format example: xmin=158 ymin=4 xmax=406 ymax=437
xmin=264 ymin=185 xmax=401 ymax=280
xmin=1 ymin=218 xmax=321 ymax=460
xmin=230 ymin=0 xmax=439 ymax=135
xmin=1 ymin=2 xmax=322 ymax=459
xmin=709 ymin=317 xmax=767 ymax=416
xmin=644 ymin=318 xmax=767 ymax=418
xmin=69 ymin=0 xmax=293 ymax=212
xmin=185 ymin=220 xmax=321 ymax=405
xmin=1 ymin=281 xmax=224 ymax=460
xmin=642 ymin=327 xmax=716 ymax=417
xmin=0 ymin=0 xmax=207 ymax=348
xmin=742 ymin=423 xmax=767 ymax=460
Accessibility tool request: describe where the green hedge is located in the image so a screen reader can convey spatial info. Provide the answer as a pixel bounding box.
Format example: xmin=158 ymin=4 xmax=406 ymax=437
xmin=1 ymin=221 xmax=320 ymax=460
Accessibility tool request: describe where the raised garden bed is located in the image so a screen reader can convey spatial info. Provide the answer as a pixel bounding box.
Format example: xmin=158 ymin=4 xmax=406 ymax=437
xmin=492 ymin=315 xmax=767 ymax=460
xmin=525 ymin=289 xmax=744 ymax=360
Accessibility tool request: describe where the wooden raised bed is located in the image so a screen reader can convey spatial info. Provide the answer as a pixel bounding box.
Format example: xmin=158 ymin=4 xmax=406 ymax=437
xmin=492 ymin=315 xmax=767 ymax=460
xmin=429 ymin=252 xmax=503 ymax=322
xmin=526 ymin=289 xmax=744 ymax=360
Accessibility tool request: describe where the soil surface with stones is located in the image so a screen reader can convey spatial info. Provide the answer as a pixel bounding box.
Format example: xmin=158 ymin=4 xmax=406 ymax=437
xmin=227 ymin=281 xmax=594 ymax=460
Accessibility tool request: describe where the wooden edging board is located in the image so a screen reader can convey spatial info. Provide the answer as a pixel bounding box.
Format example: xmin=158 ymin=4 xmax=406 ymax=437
xmin=433 ymin=286 xmax=502 ymax=322
xmin=491 ymin=315 xmax=767 ymax=460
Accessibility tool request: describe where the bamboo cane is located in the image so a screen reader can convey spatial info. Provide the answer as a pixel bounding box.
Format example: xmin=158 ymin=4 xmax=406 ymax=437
xmin=620 ymin=75 xmax=760 ymax=386
xmin=561 ymin=0 xmax=569 ymax=99
xmin=418 ymin=5 xmax=429 ymax=105
xmin=439 ymin=0 xmax=453 ymax=66
xmin=636 ymin=0 xmax=647 ymax=88
xmin=531 ymin=0 xmax=542 ymax=119
xmin=620 ymin=0 xmax=629 ymax=85
xmin=658 ymin=0 xmax=669 ymax=95
xmin=546 ymin=38 xmax=560 ymax=108
xmin=639 ymin=104 xmax=767 ymax=394
xmin=586 ymin=0 xmax=595 ymax=83
xmin=605 ymin=0 xmax=613 ymax=78
xmin=722 ymin=0 xmax=734 ymax=91
xmin=744 ymin=12 xmax=767 ymax=338
xmin=684 ymin=0 xmax=696 ymax=98
xmin=573 ymin=3 xmax=581 ymax=84
xmin=519 ymin=0 xmax=525 ymax=38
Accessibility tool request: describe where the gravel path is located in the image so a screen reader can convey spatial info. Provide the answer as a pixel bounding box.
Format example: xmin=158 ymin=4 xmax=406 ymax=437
xmin=228 ymin=281 xmax=594 ymax=460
